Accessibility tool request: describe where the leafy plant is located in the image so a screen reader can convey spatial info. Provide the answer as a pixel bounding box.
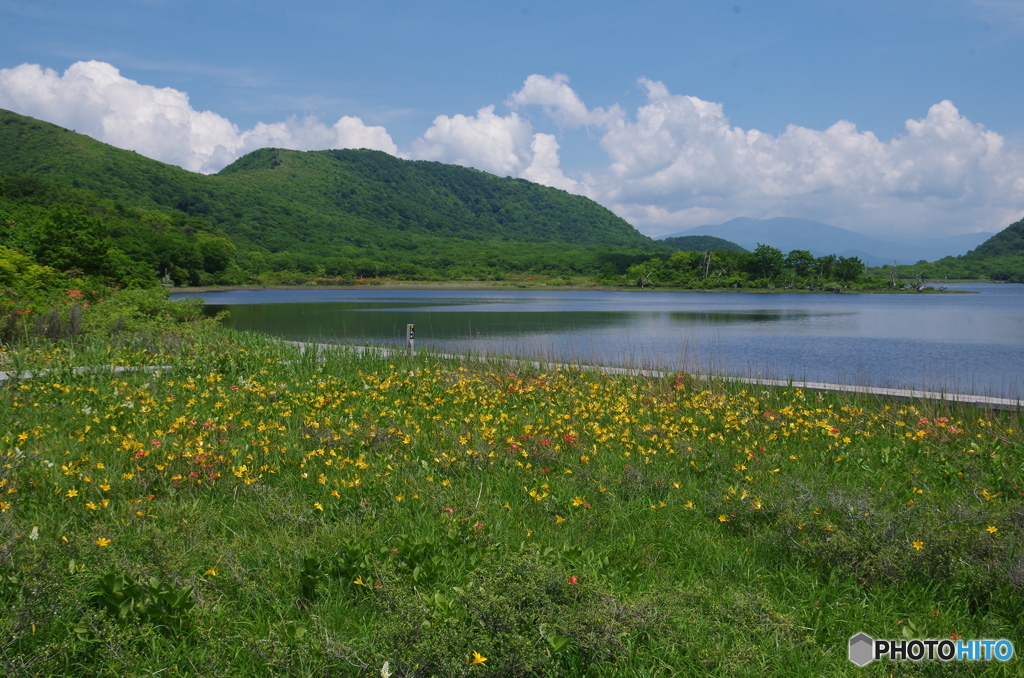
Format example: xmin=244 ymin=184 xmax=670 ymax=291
xmin=88 ymin=570 xmax=195 ymax=635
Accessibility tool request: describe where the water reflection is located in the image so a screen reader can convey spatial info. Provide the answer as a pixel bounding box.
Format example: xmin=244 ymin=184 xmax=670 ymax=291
xmin=667 ymin=310 xmax=815 ymax=324
xmin=174 ymin=285 xmax=1024 ymax=398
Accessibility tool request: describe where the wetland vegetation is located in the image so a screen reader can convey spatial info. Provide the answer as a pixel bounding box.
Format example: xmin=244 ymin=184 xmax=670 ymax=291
xmin=0 ymin=291 xmax=1020 ymax=676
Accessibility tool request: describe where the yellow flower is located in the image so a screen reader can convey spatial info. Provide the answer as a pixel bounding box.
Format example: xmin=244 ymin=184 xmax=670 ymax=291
xmin=555 ymin=515 xmax=566 ymax=524
xmin=912 ymin=541 xmax=924 ymax=550
xmin=718 ymin=515 xmax=729 ymax=522
xmin=571 ymin=496 xmax=585 ymax=506
xmin=470 ymin=651 xmax=488 ymax=665
xmin=394 ymin=495 xmax=404 ymax=502
xmin=314 ymin=502 xmax=323 ymax=511
xmin=986 ymin=526 xmax=998 ymax=533
xmin=205 ymin=566 xmax=218 ymax=576
xmin=95 ymin=537 xmax=111 ymax=547
xmin=353 ymin=576 xmax=365 ymax=586
xmin=683 ymin=500 xmax=695 ymax=509
xmin=66 ymin=489 xmax=78 ymax=498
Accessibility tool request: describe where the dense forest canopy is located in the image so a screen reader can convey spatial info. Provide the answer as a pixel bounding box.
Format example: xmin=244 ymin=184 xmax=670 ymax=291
xmin=658 ymin=235 xmax=749 ymax=254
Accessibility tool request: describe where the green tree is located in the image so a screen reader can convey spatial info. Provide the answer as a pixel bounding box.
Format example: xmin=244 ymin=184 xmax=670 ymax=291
xmin=784 ymin=249 xmax=816 ymax=278
xmin=750 ymin=244 xmax=785 ymax=280
xmin=30 ymin=208 xmax=109 ymax=275
xmin=196 ymin=233 xmax=236 ymax=274
xmin=834 ymin=256 xmax=865 ymax=282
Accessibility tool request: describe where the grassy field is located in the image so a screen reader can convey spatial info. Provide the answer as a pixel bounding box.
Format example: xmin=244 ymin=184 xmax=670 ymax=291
xmin=1 ymin=325 xmax=1022 ymax=677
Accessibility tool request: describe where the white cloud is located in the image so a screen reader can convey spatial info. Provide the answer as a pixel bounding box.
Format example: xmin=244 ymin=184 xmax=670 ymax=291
xmin=571 ymin=78 xmax=1024 ymax=237
xmin=409 ymin=105 xmax=534 ymax=176
xmin=507 ymin=73 xmax=622 ymax=130
xmin=519 ymin=133 xmax=591 ymax=196
xmin=2 ymin=61 xmax=1022 ymax=238
xmin=0 ymin=61 xmax=398 ymax=173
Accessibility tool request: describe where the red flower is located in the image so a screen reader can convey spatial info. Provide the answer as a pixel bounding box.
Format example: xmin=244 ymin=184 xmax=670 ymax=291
xmin=568 ymin=575 xmax=579 ymax=585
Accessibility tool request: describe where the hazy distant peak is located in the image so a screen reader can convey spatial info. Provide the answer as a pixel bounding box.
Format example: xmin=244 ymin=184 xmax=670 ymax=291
xmin=657 ymin=217 xmax=994 ymax=266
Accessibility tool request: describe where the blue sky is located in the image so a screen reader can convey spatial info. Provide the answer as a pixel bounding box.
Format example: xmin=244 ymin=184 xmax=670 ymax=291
xmin=2 ymin=0 xmax=1023 ymax=240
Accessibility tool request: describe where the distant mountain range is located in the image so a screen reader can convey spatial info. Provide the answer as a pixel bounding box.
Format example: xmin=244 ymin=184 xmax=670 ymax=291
xmin=658 ymin=217 xmax=994 ymax=266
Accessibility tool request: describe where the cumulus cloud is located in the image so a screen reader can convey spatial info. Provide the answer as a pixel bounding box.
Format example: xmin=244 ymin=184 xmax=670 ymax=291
xmin=409 ymin=105 xmax=534 ymax=177
xmin=0 ymin=61 xmax=398 ymax=173
xmin=573 ymin=78 xmax=1024 ymax=236
xmin=2 ymin=61 xmax=1022 ymax=237
xmin=519 ymin=133 xmax=591 ymax=196
xmin=507 ymin=73 xmax=622 ymax=130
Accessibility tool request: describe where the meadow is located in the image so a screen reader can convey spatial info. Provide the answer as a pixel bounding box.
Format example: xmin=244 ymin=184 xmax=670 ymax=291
xmin=1 ymin=310 xmax=1022 ymax=677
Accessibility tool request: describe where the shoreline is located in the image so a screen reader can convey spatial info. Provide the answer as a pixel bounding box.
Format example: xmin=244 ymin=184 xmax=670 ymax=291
xmin=3 ymin=340 xmax=1021 ymax=411
xmin=287 ymin=341 xmax=1024 ymax=411
xmin=170 ymin=281 xmax=985 ymax=295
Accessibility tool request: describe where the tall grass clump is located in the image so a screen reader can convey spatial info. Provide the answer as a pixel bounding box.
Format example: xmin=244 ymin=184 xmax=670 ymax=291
xmin=0 ymin=295 xmax=1021 ymax=676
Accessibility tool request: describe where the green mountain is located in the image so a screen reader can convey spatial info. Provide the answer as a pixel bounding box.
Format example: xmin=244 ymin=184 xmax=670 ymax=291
xmin=0 ymin=109 xmax=656 ymax=285
xmin=968 ymin=218 xmax=1024 ymax=259
xmin=906 ymin=218 xmax=1024 ymax=282
xmin=657 ymin=235 xmax=747 ymax=254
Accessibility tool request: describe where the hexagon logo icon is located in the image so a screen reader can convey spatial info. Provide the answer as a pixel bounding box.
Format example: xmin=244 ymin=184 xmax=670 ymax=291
xmin=849 ymin=632 xmax=875 ymax=666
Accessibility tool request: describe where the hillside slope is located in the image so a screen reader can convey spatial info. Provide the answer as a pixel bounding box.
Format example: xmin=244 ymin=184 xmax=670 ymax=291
xmin=0 ymin=109 xmax=652 ymax=254
xmin=914 ymin=218 xmax=1024 ymax=282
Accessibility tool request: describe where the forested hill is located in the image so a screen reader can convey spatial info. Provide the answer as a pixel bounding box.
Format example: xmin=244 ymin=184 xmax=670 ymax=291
xmin=967 ymin=218 xmax=1024 ymax=259
xmin=0 ymin=109 xmax=650 ymax=251
xmin=658 ymin=235 xmax=748 ymax=254
xmin=216 ymin=147 xmax=649 ymax=247
xmin=908 ymin=218 xmax=1024 ymax=282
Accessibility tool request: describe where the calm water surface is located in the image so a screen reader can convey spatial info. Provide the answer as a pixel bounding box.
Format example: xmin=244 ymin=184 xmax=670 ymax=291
xmin=173 ymin=284 xmax=1024 ymax=399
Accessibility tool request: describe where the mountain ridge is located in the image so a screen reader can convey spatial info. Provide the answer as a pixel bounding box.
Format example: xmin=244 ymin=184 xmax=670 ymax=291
xmin=0 ymin=108 xmax=653 ymax=252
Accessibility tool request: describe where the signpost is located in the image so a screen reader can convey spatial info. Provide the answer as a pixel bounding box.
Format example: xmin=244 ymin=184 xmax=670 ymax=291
xmin=406 ymin=323 xmax=415 ymax=359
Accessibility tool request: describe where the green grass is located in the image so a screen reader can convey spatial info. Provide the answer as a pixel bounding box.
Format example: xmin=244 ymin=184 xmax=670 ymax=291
xmin=1 ymin=325 xmax=1022 ymax=677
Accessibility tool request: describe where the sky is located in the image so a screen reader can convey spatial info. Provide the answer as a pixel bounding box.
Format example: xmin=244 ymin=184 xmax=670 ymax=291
xmin=1 ymin=0 xmax=1023 ymax=240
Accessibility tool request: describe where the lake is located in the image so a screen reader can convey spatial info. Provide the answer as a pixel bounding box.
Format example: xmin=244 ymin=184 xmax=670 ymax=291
xmin=172 ymin=284 xmax=1024 ymax=399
